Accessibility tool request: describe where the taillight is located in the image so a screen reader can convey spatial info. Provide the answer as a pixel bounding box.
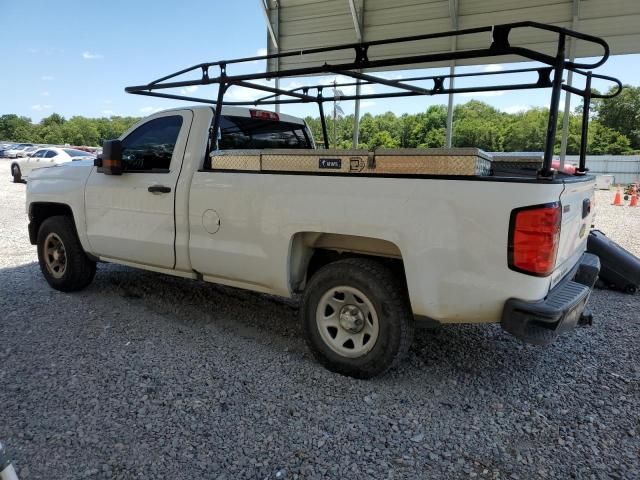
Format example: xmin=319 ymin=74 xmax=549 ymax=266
xmin=508 ymin=202 xmax=561 ymax=277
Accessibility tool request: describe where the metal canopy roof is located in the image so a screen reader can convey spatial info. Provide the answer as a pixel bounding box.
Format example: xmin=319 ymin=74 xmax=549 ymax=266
xmin=265 ymin=0 xmax=640 ymax=72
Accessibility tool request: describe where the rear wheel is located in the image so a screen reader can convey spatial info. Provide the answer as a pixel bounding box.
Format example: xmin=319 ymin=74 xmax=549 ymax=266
xmin=11 ymin=163 xmax=22 ymax=183
xmin=37 ymin=216 xmax=96 ymax=292
xmin=301 ymin=257 xmax=413 ymax=379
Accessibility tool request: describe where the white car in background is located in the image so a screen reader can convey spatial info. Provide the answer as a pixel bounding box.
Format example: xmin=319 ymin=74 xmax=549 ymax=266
xmin=5 ymin=143 xmax=34 ymax=159
xmin=11 ymin=147 xmax=94 ymax=183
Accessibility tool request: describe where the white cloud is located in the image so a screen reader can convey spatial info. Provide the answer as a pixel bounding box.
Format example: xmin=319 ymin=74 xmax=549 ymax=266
xmin=41 ymin=75 xmax=54 ymax=81
xmin=139 ymin=106 xmax=162 ymax=114
xmin=103 ymin=99 xmax=112 ymax=104
xmin=41 ymin=91 xmax=50 ymax=97
xmin=360 ymin=101 xmax=376 ymax=109
xmin=502 ymin=104 xmax=533 ymax=114
xmin=180 ymin=85 xmax=199 ymax=95
xmin=31 ymin=104 xmax=52 ymax=111
xmin=225 ymin=80 xmax=273 ymax=102
xmin=28 ymin=48 xmax=39 ymax=54
xmin=101 ymin=109 xmax=115 ymax=116
xmin=256 ymin=48 xmax=268 ymax=57
xmin=483 ymin=64 xmax=503 ymax=72
xmin=82 ymin=51 xmax=104 ymax=60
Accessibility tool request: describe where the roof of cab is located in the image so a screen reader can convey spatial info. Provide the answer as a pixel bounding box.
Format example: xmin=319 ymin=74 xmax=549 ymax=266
xmin=154 ymin=105 xmax=306 ymax=126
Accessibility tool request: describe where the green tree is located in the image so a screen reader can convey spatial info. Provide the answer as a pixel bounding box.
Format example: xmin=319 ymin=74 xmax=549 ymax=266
xmin=588 ymin=121 xmax=633 ymax=154
xmin=368 ymin=130 xmax=399 ymax=149
xmin=0 ymin=114 xmax=33 ymax=141
xmin=594 ymin=85 xmax=640 ymax=148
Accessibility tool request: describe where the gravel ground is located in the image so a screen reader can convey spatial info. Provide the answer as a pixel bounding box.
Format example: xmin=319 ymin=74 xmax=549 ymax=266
xmin=1 ymin=162 xmax=639 ymax=480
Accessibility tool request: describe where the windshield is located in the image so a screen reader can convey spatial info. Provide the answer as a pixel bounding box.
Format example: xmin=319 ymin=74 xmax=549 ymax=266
xmin=219 ymin=116 xmax=312 ymax=150
xmin=63 ymin=148 xmax=93 ymax=157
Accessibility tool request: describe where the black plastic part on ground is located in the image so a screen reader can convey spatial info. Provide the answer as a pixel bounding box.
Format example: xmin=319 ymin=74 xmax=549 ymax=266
xmin=587 ymin=229 xmax=640 ymax=294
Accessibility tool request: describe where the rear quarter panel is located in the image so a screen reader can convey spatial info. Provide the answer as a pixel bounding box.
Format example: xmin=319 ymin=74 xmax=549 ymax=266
xmin=188 ymin=173 xmax=566 ymax=323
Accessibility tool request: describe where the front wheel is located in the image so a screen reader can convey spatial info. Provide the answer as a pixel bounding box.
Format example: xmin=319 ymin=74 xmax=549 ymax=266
xmin=301 ymin=257 xmax=414 ymax=379
xmin=37 ymin=216 xmax=96 ymax=292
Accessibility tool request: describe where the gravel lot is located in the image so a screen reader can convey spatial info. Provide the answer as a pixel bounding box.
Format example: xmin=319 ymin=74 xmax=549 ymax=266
xmin=1 ymin=161 xmax=639 ymax=479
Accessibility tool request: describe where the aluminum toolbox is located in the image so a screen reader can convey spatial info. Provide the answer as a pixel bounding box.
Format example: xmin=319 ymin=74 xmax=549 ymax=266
xmin=261 ymin=149 xmax=370 ymax=173
xmin=491 ymin=153 xmax=543 ymax=171
xmin=373 ymin=148 xmax=492 ymax=176
xmin=210 ymin=148 xmax=492 ymax=176
xmin=210 ymin=150 xmax=261 ymax=171
xmin=587 ymin=229 xmax=640 ymax=294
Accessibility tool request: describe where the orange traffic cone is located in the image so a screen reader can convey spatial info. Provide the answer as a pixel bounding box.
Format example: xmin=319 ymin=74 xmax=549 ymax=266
xmin=630 ymin=190 xmax=638 ymax=207
xmin=612 ymin=189 xmax=623 ymax=206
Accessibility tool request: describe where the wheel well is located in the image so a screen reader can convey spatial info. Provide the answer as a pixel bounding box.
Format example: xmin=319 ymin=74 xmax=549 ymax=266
xmin=289 ymin=232 xmax=406 ymax=292
xmin=28 ymin=202 xmax=75 ymax=245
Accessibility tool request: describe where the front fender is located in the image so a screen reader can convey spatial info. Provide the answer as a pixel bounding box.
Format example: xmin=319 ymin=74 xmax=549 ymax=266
xmin=26 ymin=163 xmax=94 ymax=254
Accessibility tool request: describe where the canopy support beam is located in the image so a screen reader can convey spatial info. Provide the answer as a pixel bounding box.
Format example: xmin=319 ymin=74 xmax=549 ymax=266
xmin=348 ymin=0 xmax=364 ymax=148
xmin=445 ymin=0 xmax=459 ymax=148
xmin=559 ymin=0 xmax=580 ymax=171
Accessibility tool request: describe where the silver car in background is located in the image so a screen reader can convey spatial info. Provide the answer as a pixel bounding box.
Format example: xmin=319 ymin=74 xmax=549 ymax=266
xmin=4 ymin=144 xmax=34 ymax=159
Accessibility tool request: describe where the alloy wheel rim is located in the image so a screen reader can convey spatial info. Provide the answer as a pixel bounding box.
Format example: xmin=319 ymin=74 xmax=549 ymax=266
xmin=44 ymin=233 xmax=67 ymax=278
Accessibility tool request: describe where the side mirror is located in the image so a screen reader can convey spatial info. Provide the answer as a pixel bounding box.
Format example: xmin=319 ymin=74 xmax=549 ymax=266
xmin=96 ymin=139 xmax=123 ymax=175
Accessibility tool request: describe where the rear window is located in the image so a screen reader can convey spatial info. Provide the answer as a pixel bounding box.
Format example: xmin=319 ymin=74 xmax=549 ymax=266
xmin=219 ymin=115 xmax=311 ymax=150
xmin=63 ymin=148 xmax=93 ymax=157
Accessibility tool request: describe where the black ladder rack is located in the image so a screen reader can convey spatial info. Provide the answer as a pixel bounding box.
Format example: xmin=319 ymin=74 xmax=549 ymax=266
xmin=125 ymin=21 xmax=622 ymax=179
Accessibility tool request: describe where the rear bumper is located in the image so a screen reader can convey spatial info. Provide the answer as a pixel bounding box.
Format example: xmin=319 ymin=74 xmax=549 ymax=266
xmin=501 ymin=252 xmax=600 ymax=345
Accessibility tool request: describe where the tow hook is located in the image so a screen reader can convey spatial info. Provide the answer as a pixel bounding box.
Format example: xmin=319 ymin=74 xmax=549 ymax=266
xmin=578 ymin=308 xmax=593 ymax=326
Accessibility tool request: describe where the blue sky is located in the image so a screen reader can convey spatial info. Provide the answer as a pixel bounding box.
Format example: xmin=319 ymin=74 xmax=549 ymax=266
xmin=1 ymin=0 xmax=639 ymax=122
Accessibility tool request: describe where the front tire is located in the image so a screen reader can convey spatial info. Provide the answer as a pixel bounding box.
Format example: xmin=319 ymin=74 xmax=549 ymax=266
xmin=301 ymin=258 xmax=414 ymax=379
xmin=11 ymin=163 xmax=22 ymax=183
xmin=37 ymin=216 xmax=96 ymax=292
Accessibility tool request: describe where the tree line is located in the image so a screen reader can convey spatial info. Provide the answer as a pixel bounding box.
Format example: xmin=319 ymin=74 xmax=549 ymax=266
xmin=1 ymin=85 xmax=638 ymax=154
xmin=0 ymin=113 xmax=139 ymax=147
xmin=306 ymin=85 xmax=640 ymax=155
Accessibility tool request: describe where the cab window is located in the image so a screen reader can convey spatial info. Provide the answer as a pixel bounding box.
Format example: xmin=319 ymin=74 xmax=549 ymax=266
xmin=121 ymin=115 xmax=183 ymax=172
xmin=219 ymin=115 xmax=311 ymax=149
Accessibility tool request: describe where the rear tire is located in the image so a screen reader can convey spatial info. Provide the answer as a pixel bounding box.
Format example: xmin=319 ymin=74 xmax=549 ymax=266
xmin=11 ymin=163 xmax=22 ymax=183
xmin=301 ymin=257 xmax=414 ymax=379
xmin=37 ymin=216 xmax=96 ymax=292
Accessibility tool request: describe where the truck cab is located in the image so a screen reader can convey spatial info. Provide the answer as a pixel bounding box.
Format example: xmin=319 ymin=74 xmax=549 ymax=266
xmin=78 ymin=106 xmax=313 ymax=269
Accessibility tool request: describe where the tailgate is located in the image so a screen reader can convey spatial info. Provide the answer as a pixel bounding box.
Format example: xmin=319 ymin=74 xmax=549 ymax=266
xmin=551 ymin=178 xmax=596 ymax=287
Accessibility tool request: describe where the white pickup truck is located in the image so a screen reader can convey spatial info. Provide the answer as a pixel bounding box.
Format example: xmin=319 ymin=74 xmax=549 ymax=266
xmin=25 ymin=105 xmax=600 ymax=378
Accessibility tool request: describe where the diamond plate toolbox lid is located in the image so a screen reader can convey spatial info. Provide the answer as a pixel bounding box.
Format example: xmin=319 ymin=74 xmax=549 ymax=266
xmin=372 ymin=148 xmax=492 ymax=176
xmin=210 ymin=147 xmax=493 ymax=176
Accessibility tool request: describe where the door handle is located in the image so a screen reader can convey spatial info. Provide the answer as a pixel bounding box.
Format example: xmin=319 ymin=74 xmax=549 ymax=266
xmin=148 ymin=185 xmax=172 ymax=194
